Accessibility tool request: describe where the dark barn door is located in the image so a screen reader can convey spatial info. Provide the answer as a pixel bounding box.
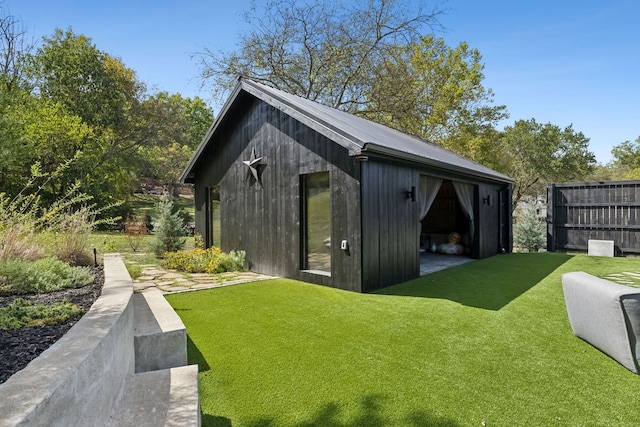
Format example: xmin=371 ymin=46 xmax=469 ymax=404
xmin=498 ymin=186 xmax=512 ymax=253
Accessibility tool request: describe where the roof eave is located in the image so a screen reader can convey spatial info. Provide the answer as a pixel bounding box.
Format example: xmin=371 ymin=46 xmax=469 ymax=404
xmin=180 ymin=78 xmax=365 ymax=184
xmin=361 ymin=142 xmax=514 ymax=184
xmin=240 ymin=79 xmax=364 ymax=156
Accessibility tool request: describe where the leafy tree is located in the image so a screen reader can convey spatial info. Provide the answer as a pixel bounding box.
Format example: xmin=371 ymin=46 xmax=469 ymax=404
xmin=137 ymin=92 xmax=213 ymax=194
xmin=0 ymin=86 xmax=30 ymax=193
xmin=363 ymin=35 xmax=508 ymax=154
xmin=198 ymin=0 xmax=444 ymax=110
xmin=496 ymin=119 xmax=596 ymax=209
xmin=0 ymin=12 xmax=214 ymax=216
xmin=23 ymin=28 xmax=148 ymax=206
xmin=16 ymin=96 xmax=91 ymax=199
xmin=0 ymin=8 xmax=33 ymax=193
xmin=142 ymin=143 xmax=194 ymax=195
xmin=584 ymin=163 xmax=628 ymax=182
xmin=611 ymin=136 xmax=640 ymax=179
xmin=27 ymin=28 xmax=144 ymax=129
xmin=23 ymin=29 xmax=216 ymax=207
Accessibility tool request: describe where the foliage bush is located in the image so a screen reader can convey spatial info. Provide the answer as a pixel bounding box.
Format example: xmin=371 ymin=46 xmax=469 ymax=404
xmin=150 ymin=197 xmax=186 ymax=256
xmin=0 ymin=298 xmax=83 ymax=330
xmin=123 ymin=215 xmax=147 ymax=252
xmin=194 ymin=232 xmax=205 ymax=249
xmin=161 ymin=247 xmax=246 ymax=274
xmin=126 ymin=263 xmax=143 ymax=280
xmin=41 ymin=204 xmax=97 ymax=266
xmin=0 ymin=160 xmax=120 ymax=264
xmin=514 ymin=199 xmax=546 ymax=252
xmin=0 ymin=257 xmax=94 ymax=296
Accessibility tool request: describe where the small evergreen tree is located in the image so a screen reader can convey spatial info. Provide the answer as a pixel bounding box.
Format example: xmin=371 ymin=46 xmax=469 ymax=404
xmin=150 ymin=197 xmax=186 ymax=256
xmin=514 ymin=199 xmax=546 ymax=252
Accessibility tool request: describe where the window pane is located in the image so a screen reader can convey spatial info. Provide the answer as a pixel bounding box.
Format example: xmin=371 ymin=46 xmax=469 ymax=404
xmin=208 ymin=186 xmax=221 ymax=247
xmin=303 ymin=172 xmax=331 ymax=272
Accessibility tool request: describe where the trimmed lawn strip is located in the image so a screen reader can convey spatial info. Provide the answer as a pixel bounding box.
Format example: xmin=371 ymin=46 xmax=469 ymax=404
xmin=87 ymin=233 xmax=195 ymax=267
xmin=167 ymin=253 xmax=640 ymax=426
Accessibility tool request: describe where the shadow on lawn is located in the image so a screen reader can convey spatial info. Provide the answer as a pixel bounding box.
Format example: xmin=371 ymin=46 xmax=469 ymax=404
xmin=187 ymin=334 xmax=210 ymax=372
xmin=236 ymin=395 xmax=459 ymax=427
xmin=202 ymin=414 xmax=232 ymax=426
xmin=376 ymin=253 xmax=573 ymax=311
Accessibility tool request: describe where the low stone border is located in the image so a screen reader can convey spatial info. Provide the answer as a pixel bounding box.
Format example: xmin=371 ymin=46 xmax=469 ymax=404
xmin=133 ymin=289 xmax=187 ymax=373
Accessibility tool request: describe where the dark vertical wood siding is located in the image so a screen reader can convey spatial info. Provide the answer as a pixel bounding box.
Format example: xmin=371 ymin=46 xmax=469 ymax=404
xmin=190 ymin=92 xmax=512 ymax=292
xmin=193 ymin=96 xmax=363 ymax=291
xmin=475 ymin=182 xmax=512 ymax=258
xmin=361 ymin=161 xmax=419 ymax=292
xmin=548 ymin=181 xmax=640 ymax=253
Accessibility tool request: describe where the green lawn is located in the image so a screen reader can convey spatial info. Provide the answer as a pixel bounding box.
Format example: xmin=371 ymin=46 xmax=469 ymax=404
xmin=87 ymin=232 xmax=195 ymax=268
xmin=166 ymin=253 xmax=640 ymax=426
xmin=88 ymin=193 xmax=196 ymax=267
xmin=128 ymin=193 xmax=195 ymax=220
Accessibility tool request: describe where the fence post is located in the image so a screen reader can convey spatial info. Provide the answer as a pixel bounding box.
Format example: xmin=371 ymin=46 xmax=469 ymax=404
xmin=547 ymin=184 xmax=555 ymax=252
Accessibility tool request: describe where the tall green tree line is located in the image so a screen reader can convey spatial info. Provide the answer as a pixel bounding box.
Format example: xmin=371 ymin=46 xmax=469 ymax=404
xmin=0 ymin=13 xmax=213 ymax=215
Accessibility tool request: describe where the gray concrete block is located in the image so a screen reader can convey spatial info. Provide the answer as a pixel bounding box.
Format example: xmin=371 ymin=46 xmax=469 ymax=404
xmin=588 ymin=239 xmax=615 ymax=257
xmin=133 ymin=289 xmax=187 ymax=373
xmin=108 ymin=365 xmax=201 ymax=427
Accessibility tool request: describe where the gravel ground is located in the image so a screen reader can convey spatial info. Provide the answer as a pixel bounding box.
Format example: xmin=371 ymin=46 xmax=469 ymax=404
xmin=0 ymin=266 xmax=104 ymax=384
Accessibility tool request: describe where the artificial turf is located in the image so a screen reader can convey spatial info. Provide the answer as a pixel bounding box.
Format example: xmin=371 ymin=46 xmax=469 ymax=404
xmin=166 ymin=253 xmax=640 ymax=426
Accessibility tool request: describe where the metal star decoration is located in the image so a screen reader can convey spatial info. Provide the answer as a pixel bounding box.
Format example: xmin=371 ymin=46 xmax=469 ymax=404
xmin=243 ymin=147 xmax=265 ymax=187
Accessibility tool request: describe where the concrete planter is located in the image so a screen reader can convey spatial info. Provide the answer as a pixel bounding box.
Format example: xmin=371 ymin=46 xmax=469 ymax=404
xmin=0 ymin=254 xmax=199 ymax=427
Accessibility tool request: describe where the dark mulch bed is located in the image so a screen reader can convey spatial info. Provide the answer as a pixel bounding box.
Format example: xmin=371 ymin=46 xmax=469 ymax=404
xmin=0 ymin=265 xmax=105 ymax=384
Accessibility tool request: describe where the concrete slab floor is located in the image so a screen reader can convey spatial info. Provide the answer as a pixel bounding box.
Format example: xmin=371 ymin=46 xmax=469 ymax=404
xmin=420 ymin=251 xmax=473 ymax=275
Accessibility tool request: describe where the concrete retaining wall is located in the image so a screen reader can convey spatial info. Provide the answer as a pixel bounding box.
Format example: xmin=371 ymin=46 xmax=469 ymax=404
xmin=133 ymin=290 xmax=187 ymax=373
xmin=0 ymin=254 xmax=135 ymax=427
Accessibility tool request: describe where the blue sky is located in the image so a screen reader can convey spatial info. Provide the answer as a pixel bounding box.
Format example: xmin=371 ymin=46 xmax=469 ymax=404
xmin=4 ymin=0 xmax=639 ymax=164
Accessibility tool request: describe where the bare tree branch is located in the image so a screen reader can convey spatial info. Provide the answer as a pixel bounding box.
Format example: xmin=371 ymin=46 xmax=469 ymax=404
xmin=0 ymin=7 xmax=33 ymax=91
xmin=195 ymin=0 xmax=445 ymax=110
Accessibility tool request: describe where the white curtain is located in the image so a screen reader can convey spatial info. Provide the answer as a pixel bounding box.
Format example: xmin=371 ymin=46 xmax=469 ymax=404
xmin=452 ymin=181 xmax=475 ymax=242
xmin=418 ymin=175 xmax=443 ymax=223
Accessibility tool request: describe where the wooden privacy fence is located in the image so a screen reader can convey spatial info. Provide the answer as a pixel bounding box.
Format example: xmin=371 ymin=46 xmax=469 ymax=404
xmin=547 ymin=181 xmax=640 ymax=254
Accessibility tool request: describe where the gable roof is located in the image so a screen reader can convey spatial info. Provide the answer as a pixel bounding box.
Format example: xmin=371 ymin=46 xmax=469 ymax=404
xmin=181 ymin=77 xmax=512 ymax=184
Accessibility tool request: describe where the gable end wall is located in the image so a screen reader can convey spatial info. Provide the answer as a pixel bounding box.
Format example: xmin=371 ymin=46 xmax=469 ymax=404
xmin=193 ymin=97 xmax=363 ymax=292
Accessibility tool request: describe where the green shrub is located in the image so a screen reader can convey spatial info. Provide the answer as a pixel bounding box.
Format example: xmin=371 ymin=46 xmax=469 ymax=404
xmin=0 ymin=160 xmax=120 ymax=263
xmin=126 ymin=263 xmax=142 ymax=280
xmin=0 ymin=298 xmax=83 ymax=330
xmin=161 ymin=247 xmax=245 ymax=274
xmin=514 ymin=199 xmax=546 ymax=252
xmin=227 ymin=250 xmax=246 ymax=270
xmin=150 ymin=197 xmax=186 ymax=256
xmin=41 ymin=205 xmax=96 ymax=265
xmin=0 ymin=257 xmax=94 ymax=295
xmin=0 ymin=224 xmax=44 ymax=261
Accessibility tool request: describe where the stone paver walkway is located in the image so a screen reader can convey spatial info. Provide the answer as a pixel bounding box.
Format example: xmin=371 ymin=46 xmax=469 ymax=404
xmin=132 ymin=264 xmax=272 ymax=294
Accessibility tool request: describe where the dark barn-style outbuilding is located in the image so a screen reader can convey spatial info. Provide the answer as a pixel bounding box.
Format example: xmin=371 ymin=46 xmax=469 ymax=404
xmin=181 ymin=77 xmax=513 ymax=292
